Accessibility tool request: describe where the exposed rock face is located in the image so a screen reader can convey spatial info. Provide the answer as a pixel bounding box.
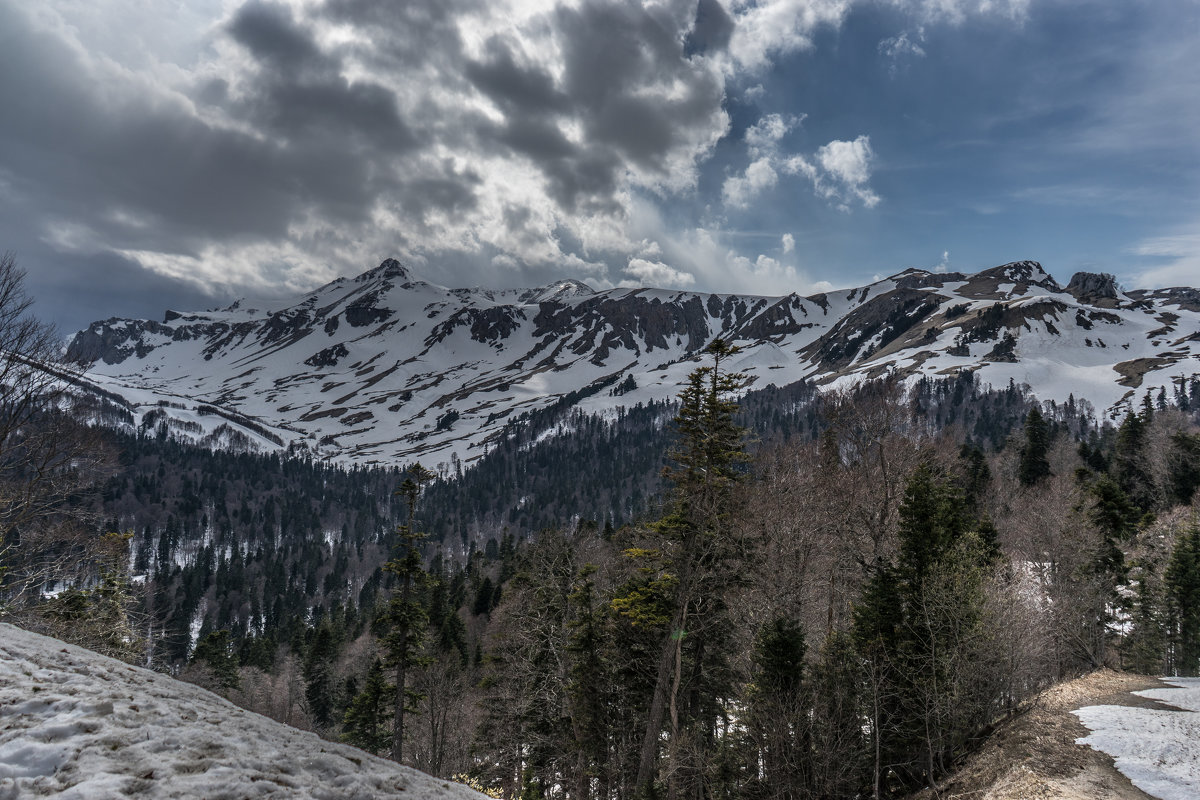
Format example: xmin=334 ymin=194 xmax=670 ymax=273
xmin=1066 ymin=272 xmax=1119 ymax=303
xmin=1128 ymin=287 xmax=1200 ymax=313
xmin=62 ymin=259 xmax=1200 ymax=467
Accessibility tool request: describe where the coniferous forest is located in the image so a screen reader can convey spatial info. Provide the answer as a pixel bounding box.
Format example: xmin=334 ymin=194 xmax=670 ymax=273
xmin=5 ymin=269 xmax=1200 ymax=798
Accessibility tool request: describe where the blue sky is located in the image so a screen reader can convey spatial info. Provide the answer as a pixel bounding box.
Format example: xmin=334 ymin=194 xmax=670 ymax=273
xmin=1 ymin=0 xmax=1197 ymax=334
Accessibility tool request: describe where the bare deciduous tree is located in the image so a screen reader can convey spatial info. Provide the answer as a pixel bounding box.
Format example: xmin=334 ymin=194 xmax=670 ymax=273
xmin=0 ymin=252 xmax=117 ymax=621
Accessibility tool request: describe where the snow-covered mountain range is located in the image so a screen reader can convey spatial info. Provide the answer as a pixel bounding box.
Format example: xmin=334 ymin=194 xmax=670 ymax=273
xmin=65 ymin=259 xmax=1200 ymax=468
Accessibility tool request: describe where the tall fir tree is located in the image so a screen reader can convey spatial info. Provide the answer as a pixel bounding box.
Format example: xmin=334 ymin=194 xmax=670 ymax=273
xmin=1165 ymin=520 xmax=1200 ymax=675
xmin=342 ymin=658 xmax=395 ymax=754
xmin=1167 ymin=432 xmax=1200 ymax=507
xmin=1017 ymin=407 xmax=1051 ymax=487
xmin=615 ymin=338 xmax=750 ymax=799
xmin=747 ymin=616 xmax=809 ymax=799
xmin=1113 ymin=411 xmax=1157 ymax=512
xmin=304 ymin=621 xmax=339 ymax=730
xmin=191 ymin=629 xmax=240 ymax=691
xmin=1125 ymin=572 xmax=1167 ymax=675
xmin=380 ymin=463 xmax=435 ymax=762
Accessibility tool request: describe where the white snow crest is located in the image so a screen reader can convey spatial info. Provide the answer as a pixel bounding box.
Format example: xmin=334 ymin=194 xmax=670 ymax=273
xmin=0 ymin=623 xmax=486 ymax=799
xmin=1074 ymin=677 xmax=1200 ymax=800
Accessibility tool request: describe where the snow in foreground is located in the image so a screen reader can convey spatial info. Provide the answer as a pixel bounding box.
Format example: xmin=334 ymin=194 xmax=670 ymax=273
xmin=0 ymin=623 xmax=484 ymax=799
xmin=1074 ymin=677 xmax=1200 ymax=800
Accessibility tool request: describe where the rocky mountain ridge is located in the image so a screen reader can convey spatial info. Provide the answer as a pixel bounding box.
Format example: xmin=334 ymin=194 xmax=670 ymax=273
xmin=65 ymin=259 xmax=1200 ymax=469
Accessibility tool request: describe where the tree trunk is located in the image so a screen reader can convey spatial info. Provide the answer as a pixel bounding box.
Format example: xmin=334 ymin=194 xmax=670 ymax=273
xmin=392 ymin=628 xmax=407 ymax=762
xmin=636 ymin=619 xmax=678 ymax=795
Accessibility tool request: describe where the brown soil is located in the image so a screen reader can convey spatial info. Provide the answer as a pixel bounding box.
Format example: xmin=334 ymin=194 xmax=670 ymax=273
xmin=910 ymin=669 xmax=1177 ymax=800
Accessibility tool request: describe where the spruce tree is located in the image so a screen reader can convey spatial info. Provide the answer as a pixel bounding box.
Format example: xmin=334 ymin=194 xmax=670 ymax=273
xmin=1125 ymin=573 xmax=1166 ymax=674
xmin=1017 ymin=407 xmax=1051 ymax=487
xmin=342 ymin=658 xmax=396 ymax=754
xmin=192 ymin=629 xmax=240 ymax=691
xmin=379 ymin=463 xmax=435 ymax=762
xmin=1165 ymin=520 xmax=1200 ymax=675
xmin=748 ymin=616 xmax=809 ymax=798
xmin=959 ymin=442 xmax=991 ymax=513
xmin=1167 ymin=432 xmax=1200 ymax=507
xmin=853 ymin=463 xmax=994 ymax=793
xmin=304 ymin=622 xmax=339 ymax=730
xmin=566 ymin=563 xmax=611 ymax=800
xmin=1113 ymin=411 xmax=1157 ymax=512
xmin=616 ymin=338 xmax=750 ymax=799
xmin=1088 ymin=475 xmax=1139 ymax=582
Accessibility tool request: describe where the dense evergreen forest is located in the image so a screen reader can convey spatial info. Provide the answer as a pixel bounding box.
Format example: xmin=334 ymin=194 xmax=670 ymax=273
xmin=6 ymin=321 xmax=1200 ymax=798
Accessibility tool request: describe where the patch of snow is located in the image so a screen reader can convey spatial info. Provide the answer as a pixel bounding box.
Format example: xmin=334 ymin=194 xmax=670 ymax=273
xmin=0 ymin=623 xmax=485 ymax=799
xmin=1075 ymin=677 xmax=1200 ymax=800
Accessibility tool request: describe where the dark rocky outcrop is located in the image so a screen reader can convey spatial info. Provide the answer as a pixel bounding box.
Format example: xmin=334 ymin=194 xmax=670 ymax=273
xmin=305 ymin=343 xmax=349 ymax=368
xmin=1066 ymin=272 xmax=1119 ymax=304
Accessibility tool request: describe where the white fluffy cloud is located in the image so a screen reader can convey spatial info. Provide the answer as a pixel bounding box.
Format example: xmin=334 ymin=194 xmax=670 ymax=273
xmin=722 ymin=157 xmax=780 ymax=209
xmin=725 ymin=0 xmax=854 ymax=70
xmin=893 ymin=0 xmax=1032 ymax=26
xmin=724 ymin=111 xmax=879 ymax=213
xmin=785 ymin=135 xmax=880 ymax=211
xmin=621 ymin=201 xmax=831 ymax=298
xmin=744 ymin=112 xmax=799 ymax=155
xmin=623 ymin=258 xmax=697 ymax=288
xmin=782 ymin=233 xmax=795 ymax=253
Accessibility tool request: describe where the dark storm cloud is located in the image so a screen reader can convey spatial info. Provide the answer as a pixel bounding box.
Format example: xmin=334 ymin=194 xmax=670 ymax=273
xmin=463 ymin=0 xmax=726 ymax=215
xmin=685 ymin=0 xmax=735 ymax=56
xmin=465 ymin=39 xmax=569 ymax=115
xmin=223 ymin=2 xmax=416 ymax=153
xmin=555 ymin=1 xmax=722 ymax=169
xmin=28 ymin=250 xmax=230 ymax=336
xmin=228 ymin=1 xmax=323 ymax=70
xmin=323 ymin=0 xmax=474 ymax=73
xmin=0 ymin=0 xmax=410 ymax=255
xmin=398 ymin=171 xmax=482 ymax=222
xmin=0 ymin=3 xmax=293 ymax=245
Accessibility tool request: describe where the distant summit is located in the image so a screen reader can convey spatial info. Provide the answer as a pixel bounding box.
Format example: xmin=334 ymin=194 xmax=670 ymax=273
xmin=357 ymin=257 xmax=412 ymax=283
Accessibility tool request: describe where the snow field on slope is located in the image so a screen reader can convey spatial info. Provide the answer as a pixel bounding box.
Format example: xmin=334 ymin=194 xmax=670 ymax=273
xmin=0 ymin=624 xmax=484 ymax=800
xmin=1074 ymin=677 xmax=1200 ymax=800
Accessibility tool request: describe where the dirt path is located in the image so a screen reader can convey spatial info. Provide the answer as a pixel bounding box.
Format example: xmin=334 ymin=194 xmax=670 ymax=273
xmin=911 ymin=669 xmax=1174 ymax=800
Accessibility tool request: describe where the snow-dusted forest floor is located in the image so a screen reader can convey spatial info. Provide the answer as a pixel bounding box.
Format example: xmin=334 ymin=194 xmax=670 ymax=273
xmin=0 ymin=624 xmax=483 ymax=799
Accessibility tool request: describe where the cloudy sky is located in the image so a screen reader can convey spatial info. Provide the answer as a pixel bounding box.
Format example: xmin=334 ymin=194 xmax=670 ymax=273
xmin=1 ymin=0 xmax=1198 ymax=334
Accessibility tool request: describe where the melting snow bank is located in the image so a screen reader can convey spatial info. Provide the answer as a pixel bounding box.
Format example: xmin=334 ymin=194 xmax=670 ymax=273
xmin=0 ymin=624 xmax=485 ymax=800
xmin=1074 ymin=677 xmax=1200 ymax=800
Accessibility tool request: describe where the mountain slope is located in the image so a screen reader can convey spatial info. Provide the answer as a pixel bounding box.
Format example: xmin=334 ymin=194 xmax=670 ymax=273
xmin=65 ymin=259 xmax=1200 ymax=467
xmin=0 ymin=623 xmax=484 ymax=799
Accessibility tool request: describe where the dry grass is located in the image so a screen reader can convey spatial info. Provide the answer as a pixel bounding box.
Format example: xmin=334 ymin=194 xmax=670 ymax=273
xmin=910 ymin=670 xmax=1173 ymax=800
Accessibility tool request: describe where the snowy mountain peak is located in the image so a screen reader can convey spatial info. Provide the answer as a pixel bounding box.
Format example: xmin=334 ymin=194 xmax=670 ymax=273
xmin=356 ymin=257 xmax=412 ymax=284
xmin=974 ymin=260 xmax=1059 ymax=290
